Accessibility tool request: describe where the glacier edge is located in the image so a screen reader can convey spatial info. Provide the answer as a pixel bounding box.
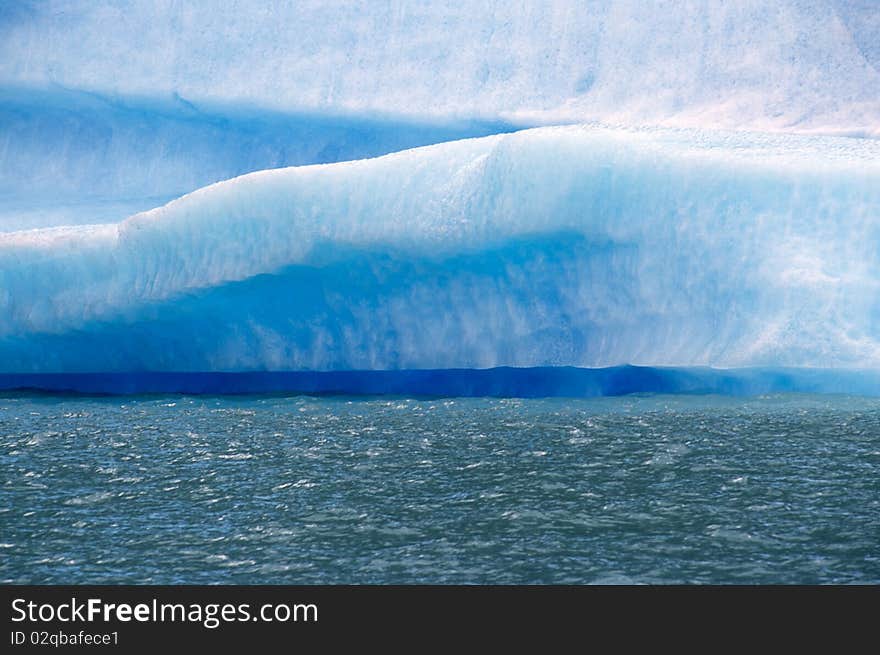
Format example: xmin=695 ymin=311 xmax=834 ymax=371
xmin=2 ymin=124 xmax=880 ymax=372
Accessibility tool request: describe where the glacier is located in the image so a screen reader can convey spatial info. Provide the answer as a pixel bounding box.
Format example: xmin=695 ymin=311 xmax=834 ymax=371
xmin=0 ymin=86 xmax=513 ymax=231
xmin=2 ymin=1 xmax=879 ymax=394
xmin=2 ymin=1 xmax=876 ymax=234
xmin=2 ymin=1 xmax=878 ymax=135
xmin=2 ymin=125 xmax=879 ymax=378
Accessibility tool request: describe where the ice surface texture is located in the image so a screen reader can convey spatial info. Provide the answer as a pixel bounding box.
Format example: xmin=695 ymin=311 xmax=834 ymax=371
xmin=2 ymin=125 xmax=879 ymax=372
xmin=2 ymin=1 xmax=877 ymax=230
xmin=0 ymin=87 xmax=511 ymax=231
xmin=2 ymin=1 xmax=879 ymax=379
xmin=1 ymin=1 xmax=878 ymax=135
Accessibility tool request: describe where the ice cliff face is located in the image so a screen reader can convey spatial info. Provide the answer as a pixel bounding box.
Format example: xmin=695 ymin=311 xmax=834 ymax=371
xmin=0 ymin=86 xmax=510 ymax=231
xmin=0 ymin=2 xmax=878 ymax=378
xmin=2 ymin=1 xmax=878 ymax=134
xmin=2 ymin=126 xmax=879 ymax=372
xmin=2 ymin=0 xmax=877 ymax=230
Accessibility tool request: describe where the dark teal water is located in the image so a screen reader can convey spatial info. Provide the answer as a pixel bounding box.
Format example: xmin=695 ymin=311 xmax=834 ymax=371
xmin=2 ymin=393 xmax=878 ymax=584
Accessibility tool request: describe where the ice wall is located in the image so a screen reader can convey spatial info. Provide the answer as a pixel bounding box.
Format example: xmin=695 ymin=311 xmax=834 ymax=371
xmin=1 ymin=1 xmax=878 ymax=135
xmin=2 ymin=125 xmax=879 ymax=373
xmin=3 ymin=1 xmax=876 ymax=233
xmin=0 ymin=87 xmax=511 ymax=231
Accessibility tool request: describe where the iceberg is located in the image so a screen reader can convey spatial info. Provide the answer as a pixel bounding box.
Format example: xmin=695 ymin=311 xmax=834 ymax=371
xmin=2 ymin=2 xmax=876 ymax=232
xmin=0 ymin=87 xmax=512 ymax=231
xmin=2 ymin=1 xmax=879 ymax=392
xmin=2 ymin=125 xmax=879 ymax=374
xmin=2 ymin=1 xmax=878 ymax=135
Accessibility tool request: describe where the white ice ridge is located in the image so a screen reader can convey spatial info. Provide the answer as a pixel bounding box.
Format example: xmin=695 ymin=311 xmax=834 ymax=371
xmin=1 ymin=124 xmax=880 ymax=371
xmin=2 ymin=0 xmax=878 ymax=135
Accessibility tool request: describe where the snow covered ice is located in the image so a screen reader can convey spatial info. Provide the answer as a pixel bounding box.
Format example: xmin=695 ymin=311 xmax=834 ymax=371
xmin=0 ymin=1 xmax=879 ymax=389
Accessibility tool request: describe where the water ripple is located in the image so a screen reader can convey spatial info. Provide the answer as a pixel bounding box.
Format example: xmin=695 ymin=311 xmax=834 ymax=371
xmin=1 ymin=393 xmax=878 ymax=584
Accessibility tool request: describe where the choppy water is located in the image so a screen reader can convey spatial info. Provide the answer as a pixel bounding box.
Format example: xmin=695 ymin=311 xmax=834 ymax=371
xmin=2 ymin=393 xmax=878 ymax=584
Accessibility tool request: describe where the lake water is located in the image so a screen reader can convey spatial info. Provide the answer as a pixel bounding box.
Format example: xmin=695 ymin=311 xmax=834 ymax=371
xmin=2 ymin=393 xmax=878 ymax=584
